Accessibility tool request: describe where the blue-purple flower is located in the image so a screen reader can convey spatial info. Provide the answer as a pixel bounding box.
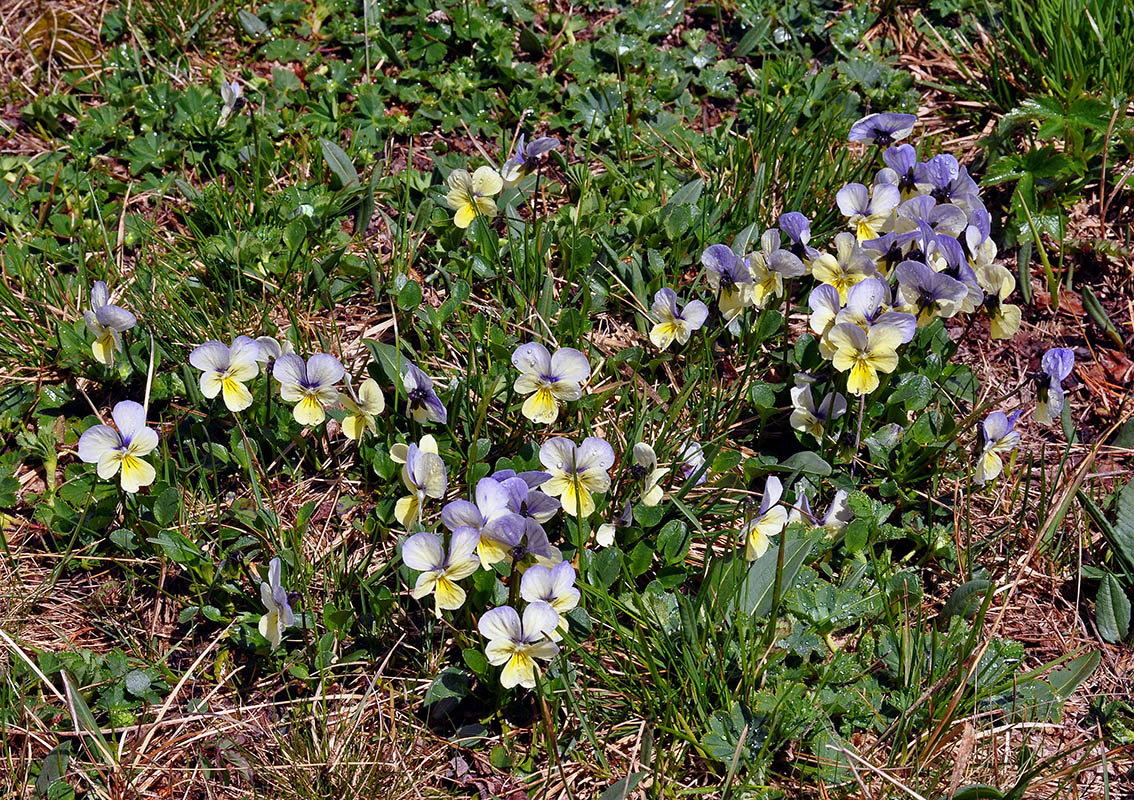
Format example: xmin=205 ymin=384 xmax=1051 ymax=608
xmin=974 ymin=410 xmax=1022 ymax=485
xmin=837 ymin=277 xmax=917 ymax=343
xmin=402 ymin=362 xmax=447 ymax=425
xmin=493 ymin=471 xmax=558 ymax=560
xmin=84 ymin=281 xmax=137 ymax=366
xmin=1035 ymin=348 xmax=1075 ymax=425
xmin=273 ymin=353 xmax=344 ymax=426
xmin=836 ymin=182 xmax=900 ymax=242
xmin=649 ymin=288 xmax=708 ymax=349
xmin=442 ymin=478 xmax=527 ymax=568
xmin=848 ymin=112 xmax=917 ymax=146
xmin=702 ymin=243 xmax=753 ymax=332
xmin=779 ymin=212 xmax=821 ymax=262
xmin=894 ymin=260 xmax=968 ymax=325
xmin=77 ymin=400 xmax=159 ymax=493
xmin=501 ymin=134 xmax=561 ymax=186
xmin=879 ymin=144 xmax=918 ymax=195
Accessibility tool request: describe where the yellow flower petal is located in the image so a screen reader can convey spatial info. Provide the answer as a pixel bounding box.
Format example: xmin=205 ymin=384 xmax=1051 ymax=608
xmin=500 ymin=650 xmax=537 ymax=689
xmin=221 ymin=377 xmax=253 ymax=412
xmin=292 ymin=393 xmax=326 ymax=426
xmin=522 ymin=387 xmax=559 ymax=425
xmin=119 ymin=454 xmax=155 ymax=493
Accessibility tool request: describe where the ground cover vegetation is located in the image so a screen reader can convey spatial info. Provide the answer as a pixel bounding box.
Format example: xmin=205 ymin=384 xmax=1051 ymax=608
xmin=1 ymin=0 xmax=1133 ymax=797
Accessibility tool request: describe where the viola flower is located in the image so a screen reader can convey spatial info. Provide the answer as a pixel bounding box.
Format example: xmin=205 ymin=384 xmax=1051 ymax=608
xmin=742 ymin=476 xmax=788 ymax=561
xmin=442 ymin=478 xmax=527 ymax=569
xmin=1035 ymin=347 xmax=1075 ymax=426
xmin=189 ymin=336 xmax=261 ymax=413
xmin=77 ymin=400 xmax=159 ymax=494
xmin=810 ymin=232 xmax=878 ymax=303
xmin=273 ymin=353 xmax=343 ymax=426
xmin=478 ymin=602 xmax=560 ymax=689
xmin=788 ymin=488 xmax=853 ymax=533
xmin=984 ymin=277 xmax=1022 ymax=341
xmin=836 ymin=182 xmax=901 ymax=242
xmin=258 ymin=557 xmax=295 ymax=650
xmin=974 ymin=410 xmax=1022 ymax=486
xmin=861 ymin=231 xmax=914 ymax=278
xmin=339 ymin=374 xmax=385 ymax=440
xmin=896 ymin=195 xmax=967 ymax=238
xmin=446 ymin=166 xmax=503 ymax=228
xmin=402 ymin=362 xmax=447 ymax=425
xmin=539 ymin=437 xmax=614 ymax=518
xmin=826 ymin=321 xmax=906 ymax=396
xmin=835 ymin=278 xmax=917 ymax=342
xmin=401 ymin=529 xmax=480 ymax=616
xmin=933 ymin=234 xmax=985 ymax=314
xmin=631 ymin=442 xmax=667 ymax=507
xmin=595 ymin=500 xmax=633 ymax=547
xmin=848 ymin=112 xmax=917 ymax=146
xmin=493 ymin=472 xmax=559 ymax=560
xmin=649 ymin=288 xmax=708 ymax=349
xmin=748 ymin=230 xmax=808 ymax=307
xmin=255 ymin=335 xmax=294 ymax=363
xmin=84 ymin=281 xmax=137 ymax=366
xmin=217 ymin=79 xmax=244 ymax=129
xmin=394 ymin=439 xmax=449 ymax=528
xmin=702 ymin=243 xmax=754 ymax=334
xmin=915 ymin=154 xmax=980 ymax=208
xmin=807 ymin=284 xmax=842 ymax=359
xmin=501 ymin=134 xmax=561 ymax=187
xmin=894 ymin=260 xmax=968 ymax=326
xmin=678 ymin=440 xmax=707 ymax=486
xmin=790 ymin=383 xmax=847 ymax=439
xmin=511 ymin=343 xmax=590 ymax=425
xmin=520 ymin=561 xmax=580 ymax=640
xmin=778 ymin=212 xmax=821 ymax=263
xmin=879 ymin=144 xmax=918 ymax=195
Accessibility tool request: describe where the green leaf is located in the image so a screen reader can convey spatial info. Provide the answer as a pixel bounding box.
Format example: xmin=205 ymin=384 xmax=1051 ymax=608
xmin=598 ymin=771 xmax=647 ymax=800
xmin=628 ymin=541 xmax=654 ymax=577
xmin=397 ymin=279 xmax=422 ymax=311
xmin=739 ymin=535 xmax=815 ymax=617
xmin=951 ymin=786 xmax=1005 ymax=800
xmin=62 ymin=670 xmax=115 ymax=765
xmin=461 ymin=647 xmax=489 ymax=677
xmin=147 ymin=530 xmax=203 ymax=565
xmin=319 ymin=137 xmax=360 ymax=189
xmin=1096 ymin=573 xmax=1131 ymax=643
xmin=423 ymin=667 xmax=469 ymax=706
xmin=941 ymin=579 xmax=993 ymax=619
xmin=35 ymin=745 xmax=70 ymax=799
xmin=657 ymin=520 xmax=690 ymax=565
xmin=237 ymin=9 xmax=268 ymax=37
xmin=780 ymin=451 xmax=831 ymax=476
xmin=667 ymin=177 xmax=703 ymax=206
xmin=588 ymin=547 xmax=621 ymax=590
xmin=1047 ymin=650 xmax=1100 ymax=700
xmin=125 ymin=670 xmax=151 ymax=696
xmin=888 ymin=374 xmax=933 ymax=411
xmin=152 ymin=486 xmax=179 ymax=527
xmin=1115 ymin=480 xmax=1134 ymax=569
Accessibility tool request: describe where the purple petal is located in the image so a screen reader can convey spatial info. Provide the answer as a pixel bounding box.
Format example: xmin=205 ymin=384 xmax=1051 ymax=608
xmin=512 ymin=342 xmax=552 ymax=376
xmin=273 ymin=353 xmax=307 ymax=385
xmin=305 ymin=354 xmax=344 ymax=388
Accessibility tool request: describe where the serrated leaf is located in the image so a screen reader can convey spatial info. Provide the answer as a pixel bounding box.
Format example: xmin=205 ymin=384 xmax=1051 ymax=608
xmin=1096 ymin=573 xmax=1131 ymax=643
xmin=319 ymin=137 xmax=359 ymax=189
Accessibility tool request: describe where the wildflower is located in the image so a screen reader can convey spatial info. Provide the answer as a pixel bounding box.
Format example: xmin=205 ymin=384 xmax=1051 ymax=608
xmin=790 ymin=383 xmax=847 ymax=439
xmin=810 ymin=232 xmax=878 ymax=303
xmin=1035 ymin=347 xmax=1075 ymax=426
xmin=702 ymin=243 xmax=753 ymax=333
xmin=879 ymin=144 xmax=918 ymax=195
xmin=272 ymin=353 xmax=343 ymax=425
xmin=595 ymin=500 xmax=633 ymax=547
xmin=631 ymin=442 xmax=667 ymax=507
xmin=848 ymin=112 xmax=917 ymax=146
xmin=217 ymin=79 xmax=244 ymax=129
xmin=258 ymin=557 xmax=295 ymax=650
xmin=394 ymin=440 xmax=448 ymax=528
xmin=985 ymin=279 xmax=1022 ymax=340
xmin=826 ymin=321 xmax=906 ymax=396
xmin=493 ymin=471 xmax=559 ymax=560
xmin=442 ymin=478 xmax=526 ymax=569
xmin=539 ymin=437 xmax=614 ymax=518
xmin=77 ymin=400 xmax=159 ymax=493
xmin=778 ymin=212 xmax=821 ymax=262
xmin=402 ymin=362 xmax=448 ymax=425
xmin=479 ymin=602 xmax=560 ymax=689
xmin=836 ymin=278 xmax=917 ymax=343
xmin=401 ymin=529 xmax=480 ymax=615
xmin=84 ymin=281 xmax=136 ymax=366
xmin=742 ymin=476 xmax=788 ymax=560
xmin=520 ymin=562 xmax=580 ymax=640
xmin=511 ymin=342 xmax=590 ymax=425
xmin=861 ymin=231 xmax=913 ymax=278
xmin=677 ymin=440 xmax=707 ymax=486
xmin=339 ymin=374 xmax=385 ymax=440
xmin=788 ymin=488 xmax=853 ymax=533
xmin=255 ymin=335 xmax=294 ymax=362
xmin=446 ymin=166 xmax=503 ymax=228
xmin=916 ymin=154 xmax=980 ymax=209
xmin=748 ymin=230 xmax=807 ymax=307
xmin=894 ymin=260 xmax=968 ymax=326
xmin=807 ymin=284 xmax=842 ymax=359
xmin=934 ymin=233 xmax=985 ymax=313
xmin=501 ymin=134 xmax=560 ymax=186
xmin=649 ymin=288 xmax=708 ymax=349
xmin=896 ymin=195 xmax=967 ymax=238
xmin=974 ymin=411 xmax=1022 ymax=486
xmin=836 ymin=183 xmax=900 ymax=242
xmin=189 ymin=336 xmax=261 ymax=413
